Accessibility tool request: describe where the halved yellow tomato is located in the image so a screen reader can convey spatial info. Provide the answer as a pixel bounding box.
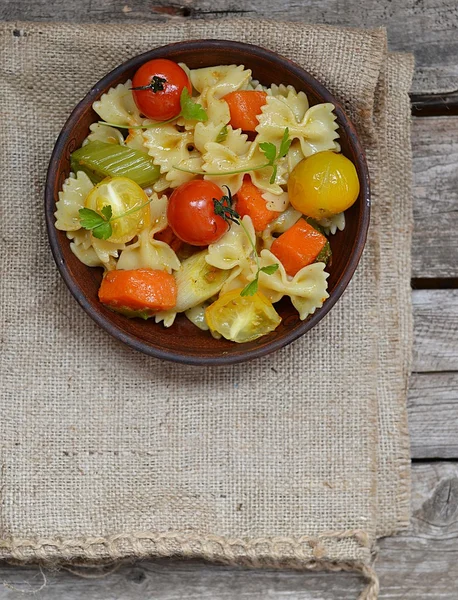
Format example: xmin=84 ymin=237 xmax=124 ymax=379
xmin=205 ymin=288 xmax=281 ymax=343
xmin=84 ymin=176 xmax=150 ymax=243
xmin=288 ymin=151 xmax=360 ymax=219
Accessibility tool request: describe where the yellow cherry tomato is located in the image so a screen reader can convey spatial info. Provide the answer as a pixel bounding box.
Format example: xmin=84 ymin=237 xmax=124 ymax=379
xmin=85 ymin=176 xmax=150 ymax=244
xmin=205 ymin=288 xmax=281 ymax=343
xmin=288 ymin=151 xmax=360 ymax=219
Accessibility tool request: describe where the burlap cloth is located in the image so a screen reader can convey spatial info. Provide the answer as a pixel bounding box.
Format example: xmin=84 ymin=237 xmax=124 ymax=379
xmin=0 ymin=19 xmax=414 ymax=599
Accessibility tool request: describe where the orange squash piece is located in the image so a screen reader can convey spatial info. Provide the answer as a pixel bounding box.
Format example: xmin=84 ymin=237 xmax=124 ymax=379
xmin=99 ymin=268 xmax=177 ymax=314
xmin=223 ymin=91 xmax=267 ymax=132
xmin=235 ymin=176 xmax=280 ymax=232
xmin=270 ymin=220 xmax=327 ymax=277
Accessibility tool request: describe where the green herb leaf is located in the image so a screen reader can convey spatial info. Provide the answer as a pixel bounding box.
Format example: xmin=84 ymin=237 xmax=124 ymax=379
xmin=260 ymin=264 xmax=279 ymax=275
xmin=213 ymin=193 xmax=241 ymax=225
xmin=259 ymin=141 xmax=277 ymax=165
xmin=180 ymin=88 xmax=208 ymax=122
xmin=92 ymin=221 xmax=113 ymax=240
xmin=279 ymin=127 xmax=291 ymax=157
xmin=216 ymin=124 xmax=228 ymax=143
xmin=240 ymin=278 xmax=259 ymax=297
xmin=78 ymin=192 xmax=154 ymax=241
xmin=269 ymin=164 xmax=278 ymax=185
xmin=78 ymin=208 xmax=106 ymax=230
xmin=101 ymin=204 xmax=112 ymax=221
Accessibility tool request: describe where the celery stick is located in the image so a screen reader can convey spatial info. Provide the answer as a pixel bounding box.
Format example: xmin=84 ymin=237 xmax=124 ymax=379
xmin=70 ymin=141 xmax=160 ymax=187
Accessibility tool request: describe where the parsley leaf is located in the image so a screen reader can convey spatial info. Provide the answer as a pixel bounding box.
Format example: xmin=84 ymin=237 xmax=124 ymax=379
xmin=260 ymin=128 xmax=291 ymax=184
xmin=241 ymin=278 xmax=259 ymax=297
xmin=260 ymin=264 xmax=279 ymax=275
xmin=78 ymin=207 xmax=113 ymax=240
xmin=216 ymin=124 xmax=228 ymax=143
xmin=78 ymin=208 xmax=106 ymax=230
xmin=101 ymin=204 xmax=112 ymax=221
xmin=180 ymin=88 xmax=208 ymax=122
xmin=269 ymin=164 xmax=278 ymax=185
xmin=259 ymin=141 xmax=277 ymax=165
xmin=78 ymin=197 xmax=153 ymax=241
xmin=279 ymin=127 xmax=291 ymax=157
xmin=92 ymin=221 xmax=113 ymax=240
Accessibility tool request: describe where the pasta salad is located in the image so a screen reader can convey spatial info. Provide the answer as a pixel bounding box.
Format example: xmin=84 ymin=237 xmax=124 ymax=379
xmin=55 ymin=58 xmax=360 ymax=343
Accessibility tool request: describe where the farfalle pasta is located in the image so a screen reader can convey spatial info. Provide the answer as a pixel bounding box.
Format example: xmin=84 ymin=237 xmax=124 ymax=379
xmin=55 ymin=57 xmax=360 ymax=343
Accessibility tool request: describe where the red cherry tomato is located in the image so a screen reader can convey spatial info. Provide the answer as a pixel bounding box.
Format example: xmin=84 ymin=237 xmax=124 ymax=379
xmin=167 ymin=180 xmax=229 ymax=246
xmin=132 ymin=59 xmax=192 ymax=121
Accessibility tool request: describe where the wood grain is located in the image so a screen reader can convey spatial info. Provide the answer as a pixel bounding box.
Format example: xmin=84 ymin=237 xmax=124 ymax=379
xmin=1 ymin=0 xmax=457 ymax=94
xmin=408 ymin=373 xmax=458 ymax=458
xmin=412 ymin=290 xmax=458 ymax=372
xmin=0 ymin=462 xmax=456 ymax=599
xmin=412 ymin=117 xmax=458 ymax=279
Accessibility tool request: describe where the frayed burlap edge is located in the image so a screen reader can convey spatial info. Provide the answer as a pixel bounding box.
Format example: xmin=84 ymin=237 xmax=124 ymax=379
xmin=0 ymin=530 xmax=379 ymax=599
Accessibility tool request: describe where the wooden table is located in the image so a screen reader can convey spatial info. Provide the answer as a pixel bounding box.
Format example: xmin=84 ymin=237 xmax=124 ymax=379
xmin=1 ymin=1 xmax=457 ymax=597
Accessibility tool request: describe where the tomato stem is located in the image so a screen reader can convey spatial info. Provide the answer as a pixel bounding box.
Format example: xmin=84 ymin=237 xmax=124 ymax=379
xmin=131 ymin=75 xmax=166 ymax=93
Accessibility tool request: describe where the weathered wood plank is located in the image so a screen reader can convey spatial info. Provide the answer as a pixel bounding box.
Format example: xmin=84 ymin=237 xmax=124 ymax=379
xmin=0 ymin=462 xmax=456 ymax=599
xmin=1 ymin=0 xmax=457 ymax=94
xmin=412 ymin=290 xmax=458 ymax=373
xmin=408 ymin=372 xmax=458 ymax=459
xmin=412 ymin=117 xmax=458 ymax=279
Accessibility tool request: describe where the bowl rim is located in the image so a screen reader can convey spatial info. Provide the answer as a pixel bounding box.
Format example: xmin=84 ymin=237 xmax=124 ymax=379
xmin=45 ymin=39 xmax=370 ymax=365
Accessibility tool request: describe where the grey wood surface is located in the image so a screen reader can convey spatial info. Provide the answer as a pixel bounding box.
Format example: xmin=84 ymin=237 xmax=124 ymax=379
xmin=1 ymin=0 xmax=458 ymax=598
xmin=412 ymin=117 xmax=458 ymax=278
xmin=1 ymin=0 xmax=458 ymax=94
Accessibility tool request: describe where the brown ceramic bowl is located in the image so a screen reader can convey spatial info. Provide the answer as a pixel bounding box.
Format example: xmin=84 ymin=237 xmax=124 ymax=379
xmin=45 ymin=40 xmax=370 ymax=365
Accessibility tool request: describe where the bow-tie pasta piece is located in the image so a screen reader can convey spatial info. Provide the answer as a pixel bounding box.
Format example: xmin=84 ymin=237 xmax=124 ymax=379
xmin=142 ymin=124 xmax=203 ymax=187
xmin=147 ymin=193 xmax=169 ymax=234
xmin=193 ymin=122 xmax=225 ymax=153
xmin=256 ymin=96 xmax=340 ymax=157
xmin=219 ymin=261 xmax=257 ymax=296
xmin=116 ymin=229 xmax=180 ymax=273
xmin=67 ymin=229 xmax=124 ymax=271
xmin=194 ymin=123 xmax=248 ymax=155
xmin=242 ymin=78 xmax=268 ymax=92
xmin=206 ymin=215 xmax=256 ymax=270
xmin=125 ymin=128 xmax=148 ymax=151
xmin=83 ymin=123 xmax=125 ymax=147
xmin=55 ymin=171 xmax=94 ymax=231
xmin=190 ymin=65 xmax=252 ymax=98
xmin=267 ymin=84 xmax=310 ymax=122
xmin=116 ymin=193 xmax=180 ymax=273
xmin=201 ymin=136 xmax=251 ymax=195
xmin=318 ymin=212 xmax=346 ymax=235
xmin=154 ymin=310 xmax=177 ymax=328
xmin=286 ymin=139 xmax=306 ymax=172
xmin=261 ymin=190 xmax=290 ymax=212
xmin=257 ymin=250 xmax=329 ymax=317
xmin=93 ymin=80 xmax=143 ymax=127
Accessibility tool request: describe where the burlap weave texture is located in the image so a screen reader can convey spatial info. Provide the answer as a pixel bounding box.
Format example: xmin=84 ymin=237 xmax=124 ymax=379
xmin=0 ymin=19 xmax=413 ymax=598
